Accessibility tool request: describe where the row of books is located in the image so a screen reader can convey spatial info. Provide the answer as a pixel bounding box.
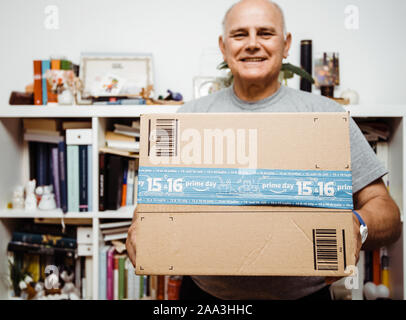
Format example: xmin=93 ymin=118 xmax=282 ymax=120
xmin=99 ymin=153 xmax=138 ymax=211
xmin=33 ymin=59 xmax=77 ymax=106
xmin=98 ymin=246 xmax=181 ymax=300
xmin=24 ymin=119 xmax=93 ymax=213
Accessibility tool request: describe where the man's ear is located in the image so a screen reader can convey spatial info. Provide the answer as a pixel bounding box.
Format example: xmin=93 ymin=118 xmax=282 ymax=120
xmin=219 ymin=35 xmax=226 ymax=61
xmin=283 ymin=32 xmax=292 ymax=59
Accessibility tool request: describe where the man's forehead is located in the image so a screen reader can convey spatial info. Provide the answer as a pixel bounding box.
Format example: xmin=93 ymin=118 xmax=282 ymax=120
xmin=225 ymin=1 xmax=283 ymax=31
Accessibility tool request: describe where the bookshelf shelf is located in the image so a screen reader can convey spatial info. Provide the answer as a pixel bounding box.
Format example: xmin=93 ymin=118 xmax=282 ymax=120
xmin=0 ymin=105 xmax=181 ymax=118
xmin=0 ymin=103 xmax=405 ymax=300
xmin=0 ymin=209 xmax=93 ymax=219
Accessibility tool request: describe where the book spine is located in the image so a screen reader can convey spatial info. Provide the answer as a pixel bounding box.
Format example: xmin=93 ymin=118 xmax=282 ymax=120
xmin=157 ymin=275 xmax=165 ymax=300
xmin=48 ymin=144 xmax=54 ymax=188
xmin=28 ymin=142 xmax=37 ymax=181
xmin=167 ymin=276 xmax=182 ymax=300
xmin=67 ymin=145 xmax=79 ymax=212
xmin=11 ymin=231 xmax=77 ymax=248
xmin=87 ymin=145 xmax=93 ymax=212
xmin=139 ymin=275 xmax=144 ymax=299
xmin=33 ymin=60 xmax=43 ymax=105
xmin=114 ymin=255 xmax=119 ymax=300
xmin=36 ymin=142 xmax=49 ymax=186
xmin=121 ymin=160 xmax=128 ymax=207
xmin=372 ymin=249 xmax=381 ymax=285
xmin=126 ymin=159 xmax=135 ymax=206
xmin=118 ymin=256 xmax=125 ymax=300
xmin=106 ymin=155 xmax=123 ymax=210
xmin=106 ymin=248 xmax=115 ymax=300
xmin=79 ymin=145 xmax=88 ymax=212
xmin=98 ymin=246 xmax=107 ymax=300
xmin=126 ymin=258 xmax=136 ymax=300
xmin=85 ymin=256 xmax=93 ymax=300
xmin=58 ymin=141 xmax=68 ymax=213
xmin=51 ymin=147 xmax=61 ymax=208
xmin=41 ymin=60 xmax=50 ymax=105
xmin=99 ymin=153 xmax=106 ymax=211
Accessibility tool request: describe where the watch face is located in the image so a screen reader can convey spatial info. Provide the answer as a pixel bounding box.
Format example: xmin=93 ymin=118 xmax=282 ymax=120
xmin=360 ymin=225 xmax=368 ymax=244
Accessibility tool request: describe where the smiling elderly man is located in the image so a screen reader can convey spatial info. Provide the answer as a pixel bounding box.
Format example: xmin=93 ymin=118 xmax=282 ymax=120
xmin=126 ymin=0 xmax=401 ymax=300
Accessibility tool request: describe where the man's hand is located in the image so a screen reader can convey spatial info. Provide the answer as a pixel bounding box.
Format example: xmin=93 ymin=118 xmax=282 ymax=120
xmin=126 ymin=222 xmax=137 ymax=268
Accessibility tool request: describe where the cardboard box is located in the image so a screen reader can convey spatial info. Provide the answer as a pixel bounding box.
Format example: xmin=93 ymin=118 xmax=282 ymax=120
xmin=135 ymin=112 xmax=356 ymax=276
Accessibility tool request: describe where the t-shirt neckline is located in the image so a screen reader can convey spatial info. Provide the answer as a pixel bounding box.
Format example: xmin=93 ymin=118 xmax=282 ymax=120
xmin=229 ymin=84 xmax=287 ymax=110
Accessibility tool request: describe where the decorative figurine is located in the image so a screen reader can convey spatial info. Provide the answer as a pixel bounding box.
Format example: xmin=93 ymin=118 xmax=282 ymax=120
xmin=37 ymin=185 xmax=57 ymax=210
xmin=60 ymin=270 xmax=81 ymax=299
xmin=12 ymin=186 xmax=25 ymax=209
xmin=25 ymin=180 xmax=37 ymax=212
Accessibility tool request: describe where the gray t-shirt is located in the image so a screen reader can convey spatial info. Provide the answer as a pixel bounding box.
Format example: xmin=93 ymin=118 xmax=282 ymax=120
xmin=177 ymin=85 xmax=387 ymax=300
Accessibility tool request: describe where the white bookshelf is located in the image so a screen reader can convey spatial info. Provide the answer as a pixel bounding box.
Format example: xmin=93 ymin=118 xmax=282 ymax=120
xmin=0 ymin=103 xmax=404 ymax=300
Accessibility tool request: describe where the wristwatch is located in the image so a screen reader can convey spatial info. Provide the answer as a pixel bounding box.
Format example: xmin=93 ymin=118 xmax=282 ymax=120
xmin=352 ymin=210 xmax=368 ymax=244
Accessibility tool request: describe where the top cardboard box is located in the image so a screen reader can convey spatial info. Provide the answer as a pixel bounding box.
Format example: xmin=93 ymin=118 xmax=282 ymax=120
xmin=135 ymin=112 xmax=356 ymax=277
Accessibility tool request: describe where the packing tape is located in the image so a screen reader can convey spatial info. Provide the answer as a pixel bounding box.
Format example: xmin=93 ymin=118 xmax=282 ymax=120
xmin=137 ymin=166 xmax=353 ymax=209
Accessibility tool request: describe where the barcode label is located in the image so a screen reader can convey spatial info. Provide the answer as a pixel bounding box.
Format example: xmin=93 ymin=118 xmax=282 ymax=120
xmin=153 ymin=119 xmax=178 ymax=157
xmin=313 ymin=229 xmax=338 ymax=271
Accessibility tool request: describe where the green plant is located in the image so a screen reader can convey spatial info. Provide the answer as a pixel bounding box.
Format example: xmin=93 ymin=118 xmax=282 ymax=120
xmin=217 ymin=61 xmax=315 ymax=87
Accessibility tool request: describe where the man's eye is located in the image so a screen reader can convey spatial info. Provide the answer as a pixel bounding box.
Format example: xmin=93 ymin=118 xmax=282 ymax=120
xmin=259 ymin=32 xmax=273 ymax=37
xmin=232 ymin=33 xmax=246 ymax=38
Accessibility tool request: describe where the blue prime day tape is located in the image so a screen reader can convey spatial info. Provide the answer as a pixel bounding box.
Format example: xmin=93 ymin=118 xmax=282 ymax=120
xmin=137 ymin=166 xmax=353 ymax=209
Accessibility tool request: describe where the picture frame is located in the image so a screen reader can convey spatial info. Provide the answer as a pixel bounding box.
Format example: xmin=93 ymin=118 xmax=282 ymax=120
xmin=79 ymin=53 xmax=154 ymax=99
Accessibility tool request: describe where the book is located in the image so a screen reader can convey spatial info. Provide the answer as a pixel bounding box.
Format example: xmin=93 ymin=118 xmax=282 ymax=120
xmin=157 ymin=275 xmax=165 ymax=300
xmin=24 ymin=132 xmax=64 ymax=144
xmin=106 ymin=247 xmax=115 ymax=300
xmin=101 ymin=226 xmax=129 ymax=235
xmin=105 ymin=131 xmax=139 ymax=152
xmin=114 ymin=255 xmax=119 ymax=300
xmin=118 ymin=255 xmax=126 ymax=300
xmin=372 ymin=249 xmax=381 ymax=285
xmin=85 ymin=256 xmax=93 ymax=300
xmin=58 ymin=141 xmax=68 ymax=213
xmin=98 ymin=245 xmax=109 ymax=300
xmin=103 ymin=233 xmax=128 ymax=242
xmin=106 ymin=155 xmax=124 ymax=210
xmin=36 ymin=142 xmax=49 ymax=186
xmin=113 ymin=123 xmax=140 ymax=138
xmin=79 ymin=145 xmax=88 ymax=212
xmin=87 ymin=145 xmax=93 ymax=212
xmin=51 ymin=147 xmax=61 ymax=208
xmin=41 ymin=60 xmax=51 ymax=105
xmin=62 ymin=121 xmax=92 ymax=130
xmin=23 ymin=119 xmax=60 ymax=131
xmin=121 ymin=159 xmax=128 ymax=207
xmin=126 ymin=159 xmax=136 ymax=206
xmin=11 ymin=231 xmax=77 ymax=248
xmin=7 ymin=241 xmax=76 ymax=255
xmin=33 ymin=60 xmax=43 ymax=105
xmin=67 ymin=145 xmax=79 ymax=212
xmin=99 ymin=146 xmax=139 ymax=158
xmin=99 ymin=153 xmax=107 ymax=211
xmin=99 ymin=220 xmax=132 ymax=229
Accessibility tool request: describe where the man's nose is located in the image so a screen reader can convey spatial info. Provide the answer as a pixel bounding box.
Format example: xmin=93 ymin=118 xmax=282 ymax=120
xmin=246 ymin=34 xmax=260 ymax=51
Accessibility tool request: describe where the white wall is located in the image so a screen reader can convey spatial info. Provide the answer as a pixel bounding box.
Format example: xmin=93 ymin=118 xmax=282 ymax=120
xmin=0 ymin=0 xmax=405 ymax=104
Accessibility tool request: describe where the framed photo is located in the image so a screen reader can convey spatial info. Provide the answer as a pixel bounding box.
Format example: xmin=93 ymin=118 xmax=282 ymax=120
xmin=79 ymin=53 xmax=154 ymax=99
xmin=193 ymin=76 xmax=229 ymax=99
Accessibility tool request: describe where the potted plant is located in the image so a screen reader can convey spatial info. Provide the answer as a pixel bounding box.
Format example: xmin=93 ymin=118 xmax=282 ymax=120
xmin=217 ymin=61 xmax=314 ymax=87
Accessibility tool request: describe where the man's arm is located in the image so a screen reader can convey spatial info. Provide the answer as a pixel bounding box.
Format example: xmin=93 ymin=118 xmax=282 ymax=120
xmin=354 ymin=178 xmax=401 ymax=251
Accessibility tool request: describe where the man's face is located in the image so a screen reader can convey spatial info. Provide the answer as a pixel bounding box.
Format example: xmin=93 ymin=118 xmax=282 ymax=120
xmin=219 ymin=0 xmax=291 ymax=86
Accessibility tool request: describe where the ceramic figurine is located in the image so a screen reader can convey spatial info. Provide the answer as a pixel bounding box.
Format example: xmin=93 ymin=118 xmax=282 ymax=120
xmin=25 ymin=180 xmax=37 ymax=211
xmin=12 ymin=186 xmax=25 ymax=209
xmin=38 ymin=185 xmax=57 ymax=210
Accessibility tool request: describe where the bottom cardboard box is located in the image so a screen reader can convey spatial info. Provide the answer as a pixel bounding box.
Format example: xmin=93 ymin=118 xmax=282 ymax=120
xmin=134 ymin=205 xmax=356 ymax=277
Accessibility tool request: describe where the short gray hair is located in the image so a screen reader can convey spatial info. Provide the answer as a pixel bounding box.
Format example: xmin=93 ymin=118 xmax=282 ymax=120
xmin=221 ymin=0 xmax=287 ymax=38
